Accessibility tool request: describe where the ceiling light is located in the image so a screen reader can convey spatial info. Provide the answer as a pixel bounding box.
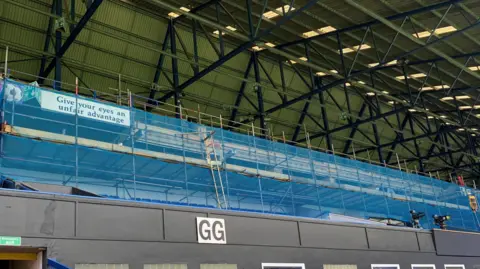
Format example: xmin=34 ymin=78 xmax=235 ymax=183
xmin=446 ymin=122 xmax=451 ymax=125
xmin=388 ymin=101 xmax=395 ymax=105
xmin=302 ymin=26 xmax=337 ymax=38
xmin=413 ymin=26 xmax=457 ymax=38
xmin=477 ymin=114 xmax=480 ymax=118
xmin=358 ymin=81 xmax=366 ymax=85
xmin=408 ymin=109 xmax=417 ymax=112
xmin=316 ymin=72 xmax=327 ymax=76
xmin=330 ymin=70 xmax=338 ymax=74
xmin=396 ymin=73 xmax=426 ymax=80
xmin=457 ymin=128 xmax=465 ymax=131
xmin=263 ymin=5 xmax=295 ymax=19
xmin=440 ymin=115 xmax=447 ymax=118
xmin=341 ymin=44 xmax=371 ymax=54
xmin=459 ymin=106 xmax=472 ymax=110
xmin=427 ymin=116 xmax=434 ymax=119
xmin=382 ymin=91 xmax=389 ymax=94
xmin=472 ymin=128 xmax=478 ymax=131
xmin=469 ymin=66 xmax=480 ymax=71
xmin=368 ymin=60 xmax=397 ymax=67
xmin=366 ymin=92 xmax=375 ymax=96
xmin=440 ymin=97 xmax=453 ymax=101
xmin=299 ymin=57 xmax=308 ymax=61
xmin=168 ymin=7 xmax=190 ymax=18
xmin=345 ymin=82 xmax=351 ymax=87
xmin=472 ymin=134 xmax=477 ymax=137
xmin=420 ymin=84 xmax=449 ymax=91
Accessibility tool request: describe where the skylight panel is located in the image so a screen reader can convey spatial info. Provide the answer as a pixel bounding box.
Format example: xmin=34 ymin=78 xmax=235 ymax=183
xmin=341 ymin=44 xmax=371 ymax=54
xmin=302 ymin=26 xmax=337 ymax=38
xmin=413 ymin=26 xmax=457 ymax=38
xmin=168 ymin=7 xmax=190 ymax=18
xmin=420 ymin=84 xmax=449 ymax=91
xmin=368 ymin=60 xmax=397 ymax=67
xmin=213 ymin=26 xmax=236 ymax=36
xmin=395 ymin=73 xmax=426 ymax=80
xmin=263 ymin=5 xmax=295 ymax=19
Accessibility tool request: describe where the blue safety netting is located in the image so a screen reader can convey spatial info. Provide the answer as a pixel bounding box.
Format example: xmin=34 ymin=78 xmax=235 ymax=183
xmin=0 ymin=78 xmax=479 ymax=231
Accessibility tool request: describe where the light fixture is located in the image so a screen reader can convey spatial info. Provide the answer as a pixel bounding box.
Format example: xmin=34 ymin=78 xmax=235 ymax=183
xmin=459 ymin=106 xmax=472 ymax=110
xmin=472 ymin=128 xmax=478 ymax=131
xmin=366 ymin=92 xmax=375 ymax=96
xmin=395 ymin=73 xmax=426 ymax=80
xmin=477 ymin=114 xmax=480 ymax=118
xmin=345 ymin=82 xmax=351 ymax=87
xmin=368 ymin=60 xmax=397 ymax=67
xmin=168 ymin=6 xmax=190 ymax=18
xmin=302 ymin=26 xmax=337 ymax=38
xmin=358 ymin=81 xmax=366 ymax=85
xmin=457 ymin=128 xmax=465 ymax=131
xmin=427 ymin=116 xmax=434 ymax=119
xmin=263 ymin=5 xmax=295 ymax=19
xmin=408 ymin=109 xmax=417 ymax=112
xmin=469 ymin=66 xmax=480 ymax=71
xmin=440 ymin=115 xmax=447 ymax=118
xmin=299 ymin=57 xmax=308 ymax=61
xmin=382 ymin=91 xmax=389 ymax=94
xmin=420 ymin=84 xmax=450 ymax=91
xmin=341 ymin=44 xmax=371 ymax=54
xmin=413 ymin=26 xmax=457 ymax=38
xmin=472 ymin=134 xmax=477 ymax=137
xmin=388 ymin=101 xmax=395 ymax=105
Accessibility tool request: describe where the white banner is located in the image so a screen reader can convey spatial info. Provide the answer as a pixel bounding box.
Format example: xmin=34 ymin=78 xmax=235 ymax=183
xmin=40 ymin=90 xmax=130 ymax=127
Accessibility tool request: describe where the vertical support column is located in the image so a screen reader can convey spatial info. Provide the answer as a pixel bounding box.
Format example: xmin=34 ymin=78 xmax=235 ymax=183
xmin=192 ymin=20 xmax=199 ymax=75
xmin=54 ymin=0 xmax=62 ymax=90
xmin=170 ymin=21 xmax=180 ymax=117
xmin=408 ymin=116 xmax=424 ymax=172
xmin=252 ymin=52 xmax=266 ymax=136
xmin=317 ymin=77 xmax=332 ymax=151
xmin=39 ymin=2 xmax=55 ymax=79
xmin=215 ymin=2 xmax=224 ymax=57
xmin=336 ymin=32 xmax=352 ymax=116
xmin=368 ymin=98 xmax=383 ymax=162
xmin=70 ymin=0 xmax=76 ymax=32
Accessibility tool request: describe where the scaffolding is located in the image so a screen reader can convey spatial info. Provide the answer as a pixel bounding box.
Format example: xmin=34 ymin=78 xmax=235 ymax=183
xmin=0 ymin=77 xmax=479 ymax=231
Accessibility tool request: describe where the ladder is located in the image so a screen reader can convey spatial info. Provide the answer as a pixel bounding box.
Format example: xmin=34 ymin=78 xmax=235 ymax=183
xmin=203 ymin=130 xmax=228 ymax=209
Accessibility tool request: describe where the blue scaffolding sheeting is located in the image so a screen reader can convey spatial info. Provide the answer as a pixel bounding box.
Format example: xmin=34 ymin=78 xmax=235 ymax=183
xmin=0 ymin=78 xmax=479 ymax=231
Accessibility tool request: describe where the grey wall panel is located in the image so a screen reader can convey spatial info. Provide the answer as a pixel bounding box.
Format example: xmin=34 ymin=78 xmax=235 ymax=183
xmin=417 ymin=232 xmax=435 ymax=252
xmin=77 ymin=203 xmax=163 ymax=241
xmin=210 ymin=214 xmax=300 ymax=246
xmin=20 ymin=237 xmax=480 ymax=269
xmin=434 ymin=229 xmax=480 ymax=256
xmin=366 ymin=228 xmax=419 ymax=251
xmin=299 ymin=222 xmax=368 ymax=249
xmin=0 ymin=196 xmax=75 ymax=237
xmin=164 ymin=210 xmax=206 ymax=242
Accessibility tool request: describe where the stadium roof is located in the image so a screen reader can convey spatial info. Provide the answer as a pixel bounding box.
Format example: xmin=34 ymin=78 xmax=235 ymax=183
xmin=2 ymin=0 xmax=480 ymax=183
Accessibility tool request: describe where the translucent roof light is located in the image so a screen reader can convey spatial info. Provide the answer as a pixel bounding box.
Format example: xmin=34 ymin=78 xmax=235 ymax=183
xmin=395 ymin=73 xmax=426 ymax=80
xmin=441 ymin=95 xmax=470 ymax=101
xmin=341 ymin=44 xmax=371 ymax=54
xmin=213 ymin=26 xmax=237 ymax=36
xmin=263 ymin=5 xmax=295 ymax=19
xmin=413 ymin=26 xmax=457 ymax=38
xmin=302 ymin=26 xmax=337 ymax=38
xmin=252 ymin=42 xmax=276 ymax=51
xmin=168 ymin=7 xmax=190 ymax=18
xmin=368 ymin=60 xmax=397 ymax=67
xmin=420 ymin=84 xmax=450 ymax=91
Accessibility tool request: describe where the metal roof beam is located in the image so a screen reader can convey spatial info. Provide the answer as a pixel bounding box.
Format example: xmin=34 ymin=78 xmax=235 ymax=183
xmin=274 ymin=0 xmax=464 ymax=49
xmin=38 ymin=0 xmax=104 ymax=83
xmin=156 ymin=0 xmax=320 ymax=102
